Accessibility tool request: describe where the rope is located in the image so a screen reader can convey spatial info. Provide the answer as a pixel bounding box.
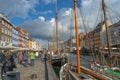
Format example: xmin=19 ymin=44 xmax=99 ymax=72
xmin=76 ymin=0 xmax=87 ymax=34
xmin=106 ymin=0 xmax=120 ymax=20
xmin=76 ymin=0 xmax=95 ymax=62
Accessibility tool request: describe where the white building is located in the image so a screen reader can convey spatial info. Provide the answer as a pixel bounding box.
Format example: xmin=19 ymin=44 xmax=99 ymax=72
xmin=12 ymin=26 xmax=18 ymax=47
xmin=32 ymin=39 xmax=36 ymax=50
xmin=0 ymin=13 xmax=13 ymax=48
xmin=109 ymin=22 xmax=120 ymax=46
xmin=101 ymin=20 xmax=112 ymax=47
xmin=98 ymin=20 xmax=120 ymax=48
xmin=36 ymin=42 xmax=41 ymax=51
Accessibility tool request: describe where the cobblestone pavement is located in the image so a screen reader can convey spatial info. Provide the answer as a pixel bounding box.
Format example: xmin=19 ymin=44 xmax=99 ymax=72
xmin=17 ymin=60 xmax=45 ymax=80
xmin=0 ymin=59 xmax=59 ymax=80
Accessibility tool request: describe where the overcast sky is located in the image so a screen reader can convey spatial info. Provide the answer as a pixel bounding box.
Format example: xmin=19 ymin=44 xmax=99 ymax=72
xmin=0 ymin=0 xmax=120 ymax=48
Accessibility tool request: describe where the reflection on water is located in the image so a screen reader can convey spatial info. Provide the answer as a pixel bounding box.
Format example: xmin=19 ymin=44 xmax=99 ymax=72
xmin=69 ymin=54 xmax=92 ymax=69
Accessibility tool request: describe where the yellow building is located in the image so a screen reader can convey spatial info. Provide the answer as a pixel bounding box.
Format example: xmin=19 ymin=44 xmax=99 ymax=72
xmin=79 ymin=33 xmax=85 ymax=48
xmin=28 ymin=38 xmax=32 ymax=49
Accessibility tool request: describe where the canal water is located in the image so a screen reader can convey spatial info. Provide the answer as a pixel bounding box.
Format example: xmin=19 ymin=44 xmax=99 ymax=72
xmin=69 ymin=54 xmax=92 ymax=69
xmin=52 ymin=53 xmax=93 ymax=77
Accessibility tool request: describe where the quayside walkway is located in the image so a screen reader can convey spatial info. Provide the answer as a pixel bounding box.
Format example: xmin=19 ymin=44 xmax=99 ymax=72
xmin=17 ymin=60 xmax=58 ymax=80
xmin=0 ymin=59 xmax=58 ymax=80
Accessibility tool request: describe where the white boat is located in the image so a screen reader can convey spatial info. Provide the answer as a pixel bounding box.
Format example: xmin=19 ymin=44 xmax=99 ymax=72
xmin=60 ymin=63 xmax=67 ymax=80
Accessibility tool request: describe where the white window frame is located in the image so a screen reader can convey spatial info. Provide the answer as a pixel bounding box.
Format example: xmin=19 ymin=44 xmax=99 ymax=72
xmin=5 ymin=22 xmax=7 ymax=26
xmin=10 ymin=32 xmax=12 ymax=36
xmin=2 ymin=28 xmax=4 ymax=33
xmin=2 ymin=20 xmax=4 ymax=25
xmin=5 ymin=29 xmax=7 ymax=34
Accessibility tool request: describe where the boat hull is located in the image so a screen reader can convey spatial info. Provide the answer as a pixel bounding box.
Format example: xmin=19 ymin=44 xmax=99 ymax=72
xmin=51 ymin=58 xmax=62 ymax=66
xmin=90 ymin=61 xmax=120 ymax=79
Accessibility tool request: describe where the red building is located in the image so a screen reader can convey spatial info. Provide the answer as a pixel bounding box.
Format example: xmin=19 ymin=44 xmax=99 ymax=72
xmin=16 ymin=27 xmax=28 ymax=48
xmin=23 ymin=30 xmax=28 ymax=48
xmin=16 ymin=27 xmax=23 ymax=47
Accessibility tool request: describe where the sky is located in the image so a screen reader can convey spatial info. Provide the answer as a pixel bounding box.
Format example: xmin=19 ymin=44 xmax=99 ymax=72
xmin=0 ymin=0 xmax=120 ymax=48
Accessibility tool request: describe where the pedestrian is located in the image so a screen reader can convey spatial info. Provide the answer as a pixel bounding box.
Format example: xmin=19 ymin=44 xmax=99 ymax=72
xmin=1 ymin=50 xmax=17 ymax=78
xmin=23 ymin=51 xmax=29 ymax=67
xmin=35 ymin=51 xmax=39 ymax=60
xmin=29 ymin=51 xmax=35 ymax=66
xmin=18 ymin=51 xmax=23 ymax=64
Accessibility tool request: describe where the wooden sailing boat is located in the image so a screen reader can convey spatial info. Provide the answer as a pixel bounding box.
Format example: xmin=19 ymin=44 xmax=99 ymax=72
xmin=90 ymin=0 xmax=120 ymax=79
xmin=51 ymin=0 xmax=66 ymax=67
xmin=60 ymin=0 xmax=109 ymax=80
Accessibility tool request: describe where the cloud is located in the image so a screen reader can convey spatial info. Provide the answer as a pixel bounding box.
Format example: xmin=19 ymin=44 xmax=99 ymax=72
xmin=1 ymin=0 xmax=118 ymax=47
xmin=21 ymin=8 xmax=86 ymax=42
xmin=0 ymin=0 xmax=38 ymax=18
xmin=21 ymin=17 xmax=55 ymax=41
xmin=42 ymin=0 xmax=56 ymax=4
xmin=36 ymin=10 xmax=52 ymax=15
xmin=38 ymin=16 xmax=45 ymax=22
xmin=21 ymin=16 xmax=56 ymax=48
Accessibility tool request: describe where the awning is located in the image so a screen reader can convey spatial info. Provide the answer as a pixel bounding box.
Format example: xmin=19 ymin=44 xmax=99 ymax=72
xmin=0 ymin=46 xmax=17 ymax=50
xmin=15 ymin=47 xmax=30 ymax=51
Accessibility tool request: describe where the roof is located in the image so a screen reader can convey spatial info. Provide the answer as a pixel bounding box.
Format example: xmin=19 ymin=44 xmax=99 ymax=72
xmin=93 ymin=21 xmax=105 ymax=33
xmin=109 ymin=20 xmax=120 ymax=28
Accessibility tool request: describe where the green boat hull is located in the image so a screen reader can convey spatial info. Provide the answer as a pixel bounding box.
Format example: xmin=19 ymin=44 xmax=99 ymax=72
xmin=104 ymin=68 xmax=120 ymax=78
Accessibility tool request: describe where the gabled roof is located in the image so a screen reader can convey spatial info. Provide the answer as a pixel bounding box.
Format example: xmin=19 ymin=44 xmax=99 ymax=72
xmin=109 ymin=20 xmax=120 ymax=28
xmin=93 ymin=21 xmax=105 ymax=33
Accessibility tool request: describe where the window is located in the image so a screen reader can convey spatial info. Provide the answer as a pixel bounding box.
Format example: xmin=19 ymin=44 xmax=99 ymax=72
xmin=8 ymin=31 xmax=10 ymax=35
xmin=10 ymin=26 xmax=12 ymax=29
xmin=8 ymin=24 xmax=9 ymax=28
xmin=2 ymin=28 xmax=4 ymax=33
xmin=2 ymin=20 xmax=4 ymax=25
xmin=2 ymin=36 xmax=4 ymax=41
xmin=10 ymin=32 xmax=12 ymax=36
xmin=5 ymin=22 xmax=7 ymax=26
xmin=5 ymin=30 xmax=7 ymax=34
xmin=7 ymin=30 xmax=9 ymax=35
xmin=7 ymin=31 xmax=9 ymax=35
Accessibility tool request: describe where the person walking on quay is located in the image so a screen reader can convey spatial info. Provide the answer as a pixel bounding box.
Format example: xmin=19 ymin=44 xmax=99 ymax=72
xmin=35 ymin=51 xmax=39 ymax=60
xmin=29 ymin=51 xmax=35 ymax=66
xmin=18 ymin=51 xmax=23 ymax=64
xmin=23 ymin=51 xmax=29 ymax=67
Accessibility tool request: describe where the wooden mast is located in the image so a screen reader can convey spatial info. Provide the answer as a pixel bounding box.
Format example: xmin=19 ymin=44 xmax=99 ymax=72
xmin=102 ymin=0 xmax=111 ymax=59
xmin=56 ymin=0 xmax=59 ymax=54
xmin=73 ymin=0 xmax=80 ymax=73
xmin=62 ymin=26 xmax=64 ymax=52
